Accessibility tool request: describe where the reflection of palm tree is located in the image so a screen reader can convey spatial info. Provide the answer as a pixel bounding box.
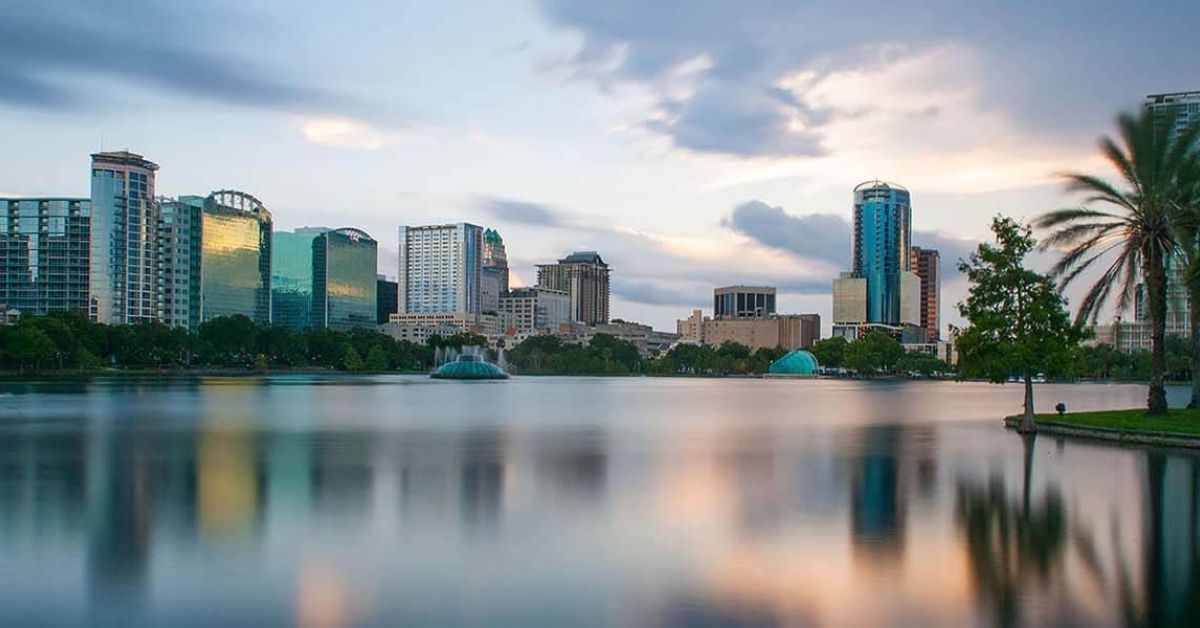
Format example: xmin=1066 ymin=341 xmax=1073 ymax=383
xmin=955 ymin=455 xmax=1068 ymax=627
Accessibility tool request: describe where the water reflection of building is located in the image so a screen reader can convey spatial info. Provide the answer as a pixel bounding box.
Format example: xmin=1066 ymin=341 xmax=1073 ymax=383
xmin=851 ymin=425 xmax=906 ymax=556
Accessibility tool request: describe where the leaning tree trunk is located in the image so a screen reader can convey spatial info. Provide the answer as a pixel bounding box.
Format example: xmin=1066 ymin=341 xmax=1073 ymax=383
xmin=1146 ymin=257 xmax=1170 ymax=415
xmin=1190 ymin=286 xmax=1200 ymax=408
xmin=1018 ymin=370 xmax=1037 ymax=434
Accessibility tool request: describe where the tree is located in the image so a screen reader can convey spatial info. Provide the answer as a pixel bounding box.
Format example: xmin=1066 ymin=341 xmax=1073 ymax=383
xmin=364 ymin=346 xmax=389 ymax=371
xmin=342 ymin=346 xmax=364 ymax=371
xmin=1169 ymin=133 xmax=1200 ymax=406
xmin=956 ymin=216 xmax=1085 ymax=433
xmin=6 ymin=325 xmax=57 ymax=371
xmin=1035 ymin=108 xmax=1200 ymax=415
xmin=843 ymin=331 xmax=904 ymax=376
xmin=810 ymin=336 xmax=848 ymax=369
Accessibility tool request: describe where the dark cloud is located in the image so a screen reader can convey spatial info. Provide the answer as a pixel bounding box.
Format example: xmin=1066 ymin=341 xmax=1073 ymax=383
xmin=612 ymin=281 xmax=701 ymax=307
xmin=722 ymin=199 xmax=975 ymax=272
xmin=723 ymin=201 xmax=849 ymax=266
xmin=536 ymin=0 xmax=1200 ymax=156
xmin=0 ymin=1 xmax=336 ymax=110
xmin=477 ymin=197 xmax=566 ymax=227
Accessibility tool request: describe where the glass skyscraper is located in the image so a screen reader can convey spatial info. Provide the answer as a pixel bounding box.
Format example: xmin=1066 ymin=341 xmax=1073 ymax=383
xmin=271 ymin=228 xmax=327 ymax=330
xmin=313 ymin=228 xmax=378 ymax=331
xmin=398 ymin=223 xmax=483 ymax=315
xmin=852 ymin=181 xmax=912 ymax=325
xmin=198 ymin=190 xmax=272 ymax=324
xmin=89 ymin=151 xmax=159 ymax=324
xmin=159 ymin=196 xmax=204 ymax=329
xmin=0 ymin=198 xmax=91 ymax=315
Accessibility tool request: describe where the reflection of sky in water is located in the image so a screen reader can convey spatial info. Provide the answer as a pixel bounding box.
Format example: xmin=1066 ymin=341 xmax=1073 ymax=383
xmin=0 ymin=378 xmax=1197 ymax=626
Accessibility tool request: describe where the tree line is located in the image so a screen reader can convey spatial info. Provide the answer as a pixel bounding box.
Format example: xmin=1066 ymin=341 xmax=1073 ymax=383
xmin=0 ymin=311 xmax=485 ymax=373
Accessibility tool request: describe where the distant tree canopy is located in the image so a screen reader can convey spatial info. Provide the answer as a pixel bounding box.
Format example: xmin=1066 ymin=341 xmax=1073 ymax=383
xmin=0 ymin=312 xmax=434 ymax=372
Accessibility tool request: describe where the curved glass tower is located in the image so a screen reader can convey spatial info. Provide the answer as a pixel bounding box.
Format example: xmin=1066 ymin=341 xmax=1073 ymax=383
xmin=852 ymin=181 xmax=912 ymax=324
xmin=199 ymin=190 xmax=272 ymax=323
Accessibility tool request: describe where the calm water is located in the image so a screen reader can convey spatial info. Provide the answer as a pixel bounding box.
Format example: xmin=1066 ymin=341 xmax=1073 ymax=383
xmin=0 ymin=377 xmax=1198 ymax=627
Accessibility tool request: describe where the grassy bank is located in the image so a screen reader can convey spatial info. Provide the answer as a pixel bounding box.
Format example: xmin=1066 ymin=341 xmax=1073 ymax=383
xmin=1035 ymin=408 xmax=1200 ymax=436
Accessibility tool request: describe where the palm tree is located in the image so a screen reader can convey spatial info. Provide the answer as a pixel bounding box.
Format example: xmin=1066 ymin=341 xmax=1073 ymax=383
xmin=1036 ymin=108 xmax=1200 ymax=415
xmin=1170 ymin=144 xmax=1200 ymax=407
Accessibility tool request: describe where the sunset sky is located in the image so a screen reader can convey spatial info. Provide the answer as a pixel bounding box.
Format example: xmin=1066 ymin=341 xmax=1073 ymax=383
xmin=3 ymin=0 xmax=1199 ymax=331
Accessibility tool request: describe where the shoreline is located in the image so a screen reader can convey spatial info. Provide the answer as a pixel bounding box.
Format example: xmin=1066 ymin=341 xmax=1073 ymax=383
xmin=1003 ymin=412 xmax=1200 ymax=450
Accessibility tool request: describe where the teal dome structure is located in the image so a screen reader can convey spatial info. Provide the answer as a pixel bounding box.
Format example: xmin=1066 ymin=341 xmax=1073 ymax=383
xmin=431 ymin=354 xmax=509 ymax=380
xmin=767 ymin=350 xmax=820 ymax=377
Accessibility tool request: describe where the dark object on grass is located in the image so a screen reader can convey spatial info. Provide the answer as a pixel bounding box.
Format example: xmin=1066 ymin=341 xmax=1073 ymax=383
xmin=1055 ymin=402 xmax=1066 ymax=416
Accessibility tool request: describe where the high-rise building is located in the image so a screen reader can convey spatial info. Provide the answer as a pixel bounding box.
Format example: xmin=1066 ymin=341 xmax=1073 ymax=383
xmin=89 ymin=151 xmax=159 ymax=324
xmin=909 ymin=247 xmax=941 ymax=341
xmin=376 ymin=275 xmax=398 ymax=324
xmin=1128 ymin=92 xmax=1200 ymax=342
xmin=159 ymin=196 xmax=203 ymax=328
xmin=713 ymin=286 xmax=776 ymax=319
xmin=272 ymin=228 xmax=328 ymax=330
xmin=481 ymin=228 xmax=509 ymax=314
xmin=398 ymin=223 xmax=483 ymax=316
xmin=852 ymin=180 xmax=913 ymax=325
xmin=832 ymin=273 xmax=867 ymax=324
xmin=0 ymin=198 xmax=91 ymax=315
xmin=312 ymin=228 xmax=377 ymax=331
xmin=198 ymin=190 xmax=272 ymax=324
xmin=499 ymin=286 xmax=571 ymax=332
xmin=536 ymin=251 xmax=610 ymax=325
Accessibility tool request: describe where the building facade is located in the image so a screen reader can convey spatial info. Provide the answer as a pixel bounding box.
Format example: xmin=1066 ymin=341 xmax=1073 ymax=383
xmin=376 ymin=275 xmax=398 ymax=324
xmin=702 ymin=314 xmax=820 ymax=352
xmin=0 ymin=198 xmax=91 ymax=315
xmin=852 ymin=180 xmax=912 ymax=325
xmin=481 ymin=228 xmax=509 ymax=313
xmin=271 ymin=228 xmax=328 ymax=330
xmin=713 ymin=286 xmax=776 ymax=319
xmin=312 ymin=228 xmax=378 ymax=331
xmin=909 ymin=246 xmax=941 ymax=341
xmin=499 ymin=286 xmax=571 ymax=333
xmin=158 ymin=196 xmax=203 ymax=328
xmin=398 ymin=223 xmax=483 ymax=316
xmin=536 ymin=251 xmax=610 ymax=325
xmin=89 ymin=151 xmax=159 ymax=324
xmin=677 ymin=309 xmax=704 ymax=344
xmin=198 ymin=191 xmax=272 ymax=324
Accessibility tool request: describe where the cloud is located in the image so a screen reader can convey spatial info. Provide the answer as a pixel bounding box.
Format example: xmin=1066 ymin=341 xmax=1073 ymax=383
xmin=477 ymin=197 xmax=567 ymax=227
xmin=723 ymin=201 xmax=849 ymax=266
xmin=535 ymin=0 xmax=1199 ymax=188
xmin=721 ymin=199 xmax=976 ymax=271
xmin=0 ymin=1 xmax=337 ymax=111
xmin=296 ymin=116 xmax=392 ymax=150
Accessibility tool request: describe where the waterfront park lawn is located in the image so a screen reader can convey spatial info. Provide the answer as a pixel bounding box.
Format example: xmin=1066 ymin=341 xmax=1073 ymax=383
xmin=1037 ymin=408 xmax=1200 ymax=437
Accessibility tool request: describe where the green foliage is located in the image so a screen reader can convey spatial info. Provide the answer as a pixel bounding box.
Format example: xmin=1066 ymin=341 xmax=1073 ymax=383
xmin=364 ymin=346 xmax=389 ymax=371
xmin=507 ymin=333 xmax=643 ymax=375
xmin=955 ymin=216 xmax=1084 ymax=383
xmin=842 ymin=331 xmax=904 ymax=377
xmin=895 ymin=349 xmax=950 ymax=377
xmin=341 ymin=346 xmax=364 ymax=371
xmin=0 ymin=313 xmax=435 ymax=373
xmin=810 ymin=337 xmax=847 ymax=369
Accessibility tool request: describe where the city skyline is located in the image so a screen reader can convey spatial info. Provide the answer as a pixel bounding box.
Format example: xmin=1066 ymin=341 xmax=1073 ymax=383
xmin=2 ymin=2 xmax=1200 ymax=331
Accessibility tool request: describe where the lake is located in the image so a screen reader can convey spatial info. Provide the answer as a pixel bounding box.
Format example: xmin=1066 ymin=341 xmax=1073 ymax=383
xmin=0 ymin=376 xmax=1197 ymax=627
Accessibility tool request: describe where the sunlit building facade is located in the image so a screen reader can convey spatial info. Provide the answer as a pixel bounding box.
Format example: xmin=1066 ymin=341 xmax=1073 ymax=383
xmin=313 ymin=228 xmax=378 ymax=331
xmin=199 ymin=190 xmax=272 ymax=324
xmin=0 ymin=198 xmax=91 ymax=315
xmin=89 ymin=151 xmax=159 ymax=324
xmin=909 ymin=246 xmax=941 ymax=341
xmin=271 ymin=228 xmax=328 ymax=330
xmin=398 ymin=223 xmax=483 ymax=316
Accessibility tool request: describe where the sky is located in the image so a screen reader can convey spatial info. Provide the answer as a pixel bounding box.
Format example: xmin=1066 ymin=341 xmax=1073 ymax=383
xmin=2 ymin=0 xmax=1199 ymax=334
